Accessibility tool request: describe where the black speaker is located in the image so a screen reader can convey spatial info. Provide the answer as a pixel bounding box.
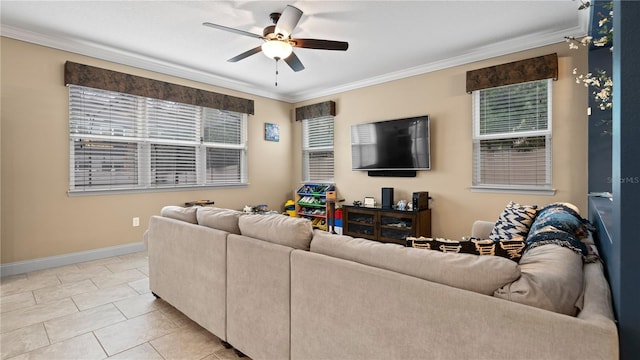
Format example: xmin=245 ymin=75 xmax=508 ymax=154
xmin=381 ymin=187 xmax=394 ymax=209
xmin=367 ymin=170 xmax=417 ymax=177
xmin=412 ymin=191 xmax=430 ymax=210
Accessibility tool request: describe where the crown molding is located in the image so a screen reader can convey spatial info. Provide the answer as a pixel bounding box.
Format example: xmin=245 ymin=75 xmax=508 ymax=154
xmin=2 ymin=8 xmax=588 ymax=105
xmin=291 ymin=16 xmax=589 ymax=102
xmin=1 ymin=24 xmax=297 ymax=103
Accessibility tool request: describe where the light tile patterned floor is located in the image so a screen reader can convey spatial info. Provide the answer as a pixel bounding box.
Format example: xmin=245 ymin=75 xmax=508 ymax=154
xmin=0 ymin=251 xmax=247 ymax=360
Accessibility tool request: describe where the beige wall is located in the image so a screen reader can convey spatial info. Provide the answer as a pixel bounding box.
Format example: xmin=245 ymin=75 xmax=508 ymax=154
xmin=1 ymin=37 xmax=588 ymax=264
xmin=293 ymin=42 xmax=589 ymax=239
xmin=1 ymin=37 xmax=294 ymax=263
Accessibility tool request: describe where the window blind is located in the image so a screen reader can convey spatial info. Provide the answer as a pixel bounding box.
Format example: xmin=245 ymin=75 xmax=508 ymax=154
xmin=69 ymin=85 xmax=247 ymax=193
xmin=202 ymin=108 xmax=246 ymax=185
xmin=302 ymin=115 xmax=334 ymax=182
xmin=472 ymin=79 xmax=552 ymax=191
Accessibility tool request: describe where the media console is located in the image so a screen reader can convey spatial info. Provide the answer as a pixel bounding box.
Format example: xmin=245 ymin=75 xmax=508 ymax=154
xmin=342 ymin=205 xmax=431 ymax=245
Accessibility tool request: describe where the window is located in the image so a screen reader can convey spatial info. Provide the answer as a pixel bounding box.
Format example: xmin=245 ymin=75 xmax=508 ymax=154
xmin=302 ymin=115 xmax=334 ymax=182
xmin=69 ymin=85 xmax=247 ymax=193
xmin=472 ymin=79 xmax=553 ymax=193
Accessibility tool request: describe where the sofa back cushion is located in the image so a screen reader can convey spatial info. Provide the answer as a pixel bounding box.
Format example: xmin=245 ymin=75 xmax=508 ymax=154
xmin=310 ymin=230 xmax=521 ymax=295
xmin=238 ymin=215 xmax=314 ymax=250
xmin=196 ymin=207 xmax=243 ymax=234
xmin=161 ymin=205 xmax=198 ymax=224
xmin=494 ymin=244 xmax=584 ymax=315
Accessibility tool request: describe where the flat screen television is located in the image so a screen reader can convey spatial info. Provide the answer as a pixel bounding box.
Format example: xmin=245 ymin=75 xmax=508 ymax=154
xmin=351 ymin=115 xmax=430 ymax=171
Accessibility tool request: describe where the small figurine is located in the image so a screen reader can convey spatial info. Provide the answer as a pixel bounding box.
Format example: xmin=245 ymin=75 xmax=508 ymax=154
xmin=397 ymin=200 xmax=406 ymax=211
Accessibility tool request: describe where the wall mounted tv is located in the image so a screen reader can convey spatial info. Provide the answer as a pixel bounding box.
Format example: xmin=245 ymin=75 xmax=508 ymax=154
xmin=351 ymin=115 xmax=430 ymax=176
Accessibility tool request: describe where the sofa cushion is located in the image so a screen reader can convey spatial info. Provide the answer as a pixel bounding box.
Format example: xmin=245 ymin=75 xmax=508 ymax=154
xmin=196 ymin=207 xmax=243 ymax=234
xmin=406 ymin=236 xmax=526 ymax=262
xmin=494 ymin=244 xmax=584 ymax=316
xmin=489 ymin=201 xmax=538 ymax=241
xmin=160 ymin=205 xmax=197 ymax=224
xmin=525 ymin=202 xmax=590 ymax=258
xmin=311 ymin=230 xmax=521 ymax=295
xmin=238 ymin=214 xmax=314 ymax=250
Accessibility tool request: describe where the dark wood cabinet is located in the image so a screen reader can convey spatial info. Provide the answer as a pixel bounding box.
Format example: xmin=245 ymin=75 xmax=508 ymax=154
xmin=342 ymin=206 xmax=431 ymax=245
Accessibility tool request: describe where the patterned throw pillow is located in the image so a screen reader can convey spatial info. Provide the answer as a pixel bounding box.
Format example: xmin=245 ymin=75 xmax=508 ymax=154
xmin=489 ymin=201 xmax=539 ymax=241
xmin=406 ymin=237 xmax=526 ymax=262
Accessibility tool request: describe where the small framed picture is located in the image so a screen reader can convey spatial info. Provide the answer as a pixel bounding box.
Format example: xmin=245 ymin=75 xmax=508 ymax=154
xmin=265 ymin=123 xmax=280 ymax=142
xmin=364 ymin=197 xmax=376 ymax=208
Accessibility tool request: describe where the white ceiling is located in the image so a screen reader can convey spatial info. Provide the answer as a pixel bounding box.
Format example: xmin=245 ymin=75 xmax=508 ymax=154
xmin=1 ymin=1 xmax=588 ymax=103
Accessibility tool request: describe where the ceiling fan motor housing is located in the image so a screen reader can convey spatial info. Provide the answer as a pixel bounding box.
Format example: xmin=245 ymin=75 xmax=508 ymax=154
xmin=263 ymin=25 xmax=288 ymax=41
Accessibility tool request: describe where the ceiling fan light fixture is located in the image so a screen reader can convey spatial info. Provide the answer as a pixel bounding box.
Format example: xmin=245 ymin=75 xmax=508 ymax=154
xmin=261 ymin=40 xmax=293 ymax=60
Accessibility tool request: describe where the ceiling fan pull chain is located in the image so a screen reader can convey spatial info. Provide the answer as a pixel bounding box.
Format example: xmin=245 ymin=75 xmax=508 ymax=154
xmin=275 ymin=59 xmax=279 ymax=86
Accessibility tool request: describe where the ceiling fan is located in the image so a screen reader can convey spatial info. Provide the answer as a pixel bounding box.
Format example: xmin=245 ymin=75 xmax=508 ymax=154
xmin=203 ymin=5 xmax=349 ymax=73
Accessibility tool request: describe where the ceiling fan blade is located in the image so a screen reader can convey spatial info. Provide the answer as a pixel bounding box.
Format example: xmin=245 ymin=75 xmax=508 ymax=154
xmin=228 ymin=46 xmax=263 ymax=62
xmin=275 ymin=5 xmax=303 ymax=37
xmin=291 ymin=38 xmax=349 ymax=51
xmin=203 ymin=22 xmax=264 ymax=40
xmin=284 ymin=52 xmax=305 ymax=72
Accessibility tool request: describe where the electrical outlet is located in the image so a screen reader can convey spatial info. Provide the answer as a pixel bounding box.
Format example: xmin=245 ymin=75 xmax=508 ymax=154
xmin=132 ymin=217 xmax=140 ymax=227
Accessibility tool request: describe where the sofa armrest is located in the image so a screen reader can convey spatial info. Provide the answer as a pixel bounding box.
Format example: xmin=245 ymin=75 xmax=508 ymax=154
xmin=471 ymin=220 xmax=494 ymax=239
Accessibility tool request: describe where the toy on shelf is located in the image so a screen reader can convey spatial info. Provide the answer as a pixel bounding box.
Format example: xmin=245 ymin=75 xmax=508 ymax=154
xmin=295 ymin=183 xmax=335 ymax=230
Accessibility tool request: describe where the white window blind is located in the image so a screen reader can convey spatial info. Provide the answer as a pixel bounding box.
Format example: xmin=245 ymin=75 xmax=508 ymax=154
xmin=472 ymin=79 xmax=552 ymax=192
xmin=69 ymin=85 xmax=247 ymax=193
xmin=202 ymin=109 xmax=246 ymax=184
xmin=302 ymin=115 xmax=334 ymax=182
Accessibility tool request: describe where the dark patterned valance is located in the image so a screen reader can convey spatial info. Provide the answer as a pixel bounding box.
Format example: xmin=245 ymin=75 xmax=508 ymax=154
xmin=466 ymin=53 xmax=558 ymax=93
xmin=295 ymin=100 xmax=336 ymax=121
xmin=64 ymin=61 xmax=254 ymax=115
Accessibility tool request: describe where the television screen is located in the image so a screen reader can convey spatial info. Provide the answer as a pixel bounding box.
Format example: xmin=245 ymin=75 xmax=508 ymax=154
xmin=351 ymin=115 xmax=430 ymax=171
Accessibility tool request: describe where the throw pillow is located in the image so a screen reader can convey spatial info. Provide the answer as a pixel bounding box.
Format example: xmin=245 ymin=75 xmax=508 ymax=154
xmin=525 ymin=202 xmax=590 ymax=259
xmin=489 ymin=201 xmax=539 ymax=241
xmin=406 ymin=236 xmax=526 ymax=261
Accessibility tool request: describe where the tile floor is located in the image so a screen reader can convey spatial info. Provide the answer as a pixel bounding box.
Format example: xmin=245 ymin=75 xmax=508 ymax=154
xmin=0 ymin=251 xmax=247 ymax=360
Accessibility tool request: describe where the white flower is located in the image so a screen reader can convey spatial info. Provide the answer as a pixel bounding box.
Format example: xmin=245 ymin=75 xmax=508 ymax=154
xmin=593 ymin=36 xmax=609 ymax=46
xmin=569 ymin=1 xmax=613 ymax=112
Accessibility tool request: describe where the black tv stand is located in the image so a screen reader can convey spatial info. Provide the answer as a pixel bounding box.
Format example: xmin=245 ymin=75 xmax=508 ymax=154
xmin=367 ymin=170 xmax=417 ymax=177
xmin=342 ymin=206 xmax=431 ymax=245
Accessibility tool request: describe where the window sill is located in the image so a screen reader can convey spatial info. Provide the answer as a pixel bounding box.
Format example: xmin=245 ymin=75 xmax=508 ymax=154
xmin=470 ymin=186 xmax=556 ymax=196
xmin=68 ymin=184 xmax=248 ymax=197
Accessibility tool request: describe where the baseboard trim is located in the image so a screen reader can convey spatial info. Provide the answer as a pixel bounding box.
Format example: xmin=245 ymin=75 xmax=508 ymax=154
xmin=0 ymin=242 xmax=146 ymax=277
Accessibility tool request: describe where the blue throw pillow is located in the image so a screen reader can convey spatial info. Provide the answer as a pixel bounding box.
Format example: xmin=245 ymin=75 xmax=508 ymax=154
xmin=489 ymin=201 xmax=539 ymax=241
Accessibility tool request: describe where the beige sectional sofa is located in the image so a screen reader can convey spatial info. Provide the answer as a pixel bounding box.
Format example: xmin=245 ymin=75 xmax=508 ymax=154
xmin=146 ymin=206 xmax=618 ymax=360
